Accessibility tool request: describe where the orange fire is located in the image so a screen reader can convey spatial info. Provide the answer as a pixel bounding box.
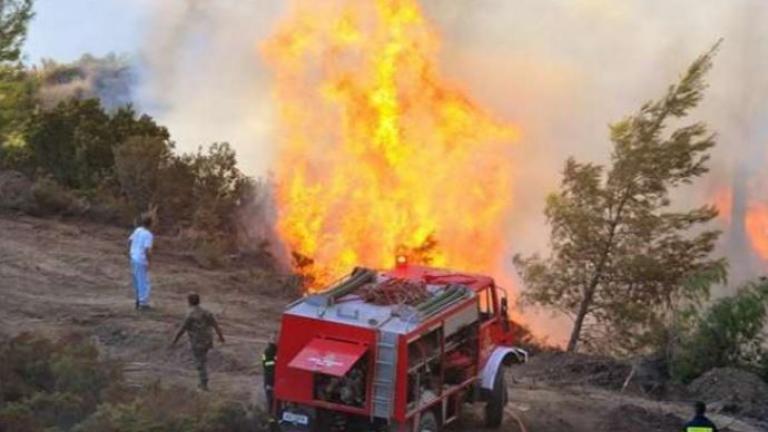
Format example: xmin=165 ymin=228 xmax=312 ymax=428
xmin=263 ymin=0 xmax=519 ymax=286
xmin=712 ymin=187 xmax=732 ymax=224
xmin=746 ymin=202 xmax=768 ymax=262
xmin=711 ymin=183 xmax=768 ymax=266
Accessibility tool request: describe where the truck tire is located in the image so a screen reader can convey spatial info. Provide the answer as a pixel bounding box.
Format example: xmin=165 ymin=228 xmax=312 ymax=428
xmin=484 ymin=366 xmax=506 ymax=428
xmin=417 ymin=411 xmax=439 ymax=432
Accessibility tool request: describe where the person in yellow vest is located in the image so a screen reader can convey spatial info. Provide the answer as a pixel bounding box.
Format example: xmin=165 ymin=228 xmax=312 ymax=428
xmin=683 ymin=401 xmax=718 ymax=432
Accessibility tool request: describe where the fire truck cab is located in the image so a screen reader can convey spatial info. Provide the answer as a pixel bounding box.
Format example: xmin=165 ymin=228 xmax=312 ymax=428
xmin=273 ymin=265 xmax=527 ymax=432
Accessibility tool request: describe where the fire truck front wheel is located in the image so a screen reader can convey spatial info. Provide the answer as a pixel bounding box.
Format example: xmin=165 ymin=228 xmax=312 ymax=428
xmin=484 ymin=366 xmax=507 ymax=428
xmin=416 ymin=410 xmax=439 ymax=432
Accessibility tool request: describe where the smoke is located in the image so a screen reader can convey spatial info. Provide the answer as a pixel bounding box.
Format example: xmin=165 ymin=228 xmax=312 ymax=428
xmin=720 ymin=3 xmax=768 ymax=282
xmin=417 ymin=0 xmax=768 ymax=276
xmin=137 ymin=0 xmax=285 ymax=175
xmin=415 ymin=0 xmax=768 ymax=341
xmin=36 ymin=53 xmax=135 ymax=110
xmin=135 ymin=0 xmax=768 ymax=342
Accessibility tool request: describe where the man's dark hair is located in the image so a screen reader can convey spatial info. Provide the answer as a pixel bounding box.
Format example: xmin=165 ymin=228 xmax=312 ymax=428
xmin=694 ymin=401 xmax=706 ymax=416
xmin=188 ymin=293 xmax=200 ymax=306
xmin=140 ymin=214 xmax=153 ymax=228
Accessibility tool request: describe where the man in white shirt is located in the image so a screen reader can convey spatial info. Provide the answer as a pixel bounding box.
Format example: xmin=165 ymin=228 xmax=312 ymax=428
xmin=129 ymin=215 xmax=154 ymax=310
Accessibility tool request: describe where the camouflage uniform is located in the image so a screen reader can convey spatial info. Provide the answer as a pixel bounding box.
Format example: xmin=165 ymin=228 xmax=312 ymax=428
xmin=182 ymin=306 xmax=217 ymax=390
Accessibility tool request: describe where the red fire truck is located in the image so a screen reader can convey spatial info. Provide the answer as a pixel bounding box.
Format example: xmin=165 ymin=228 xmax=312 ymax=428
xmin=273 ymin=264 xmax=528 ymax=432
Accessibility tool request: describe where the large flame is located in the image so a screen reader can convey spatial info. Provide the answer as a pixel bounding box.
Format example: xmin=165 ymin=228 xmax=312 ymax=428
xmin=711 ymin=182 xmax=768 ymax=269
xmin=712 ymin=187 xmax=732 ymax=225
xmin=263 ymin=0 xmax=519 ymax=286
xmin=746 ymin=202 xmax=768 ymax=262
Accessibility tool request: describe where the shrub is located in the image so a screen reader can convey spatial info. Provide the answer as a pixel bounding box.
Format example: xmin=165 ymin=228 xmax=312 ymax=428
xmin=114 ymin=135 xmax=173 ymax=216
xmin=74 ymin=384 xmax=262 ymax=432
xmin=0 ymin=333 xmax=269 ymax=432
xmin=0 ymin=333 xmax=58 ymax=402
xmin=28 ymin=176 xmax=85 ymax=216
xmin=25 ymin=99 xmax=170 ymax=191
xmin=0 ymin=402 xmax=39 ymax=432
xmin=0 ymin=333 xmax=121 ymax=431
xmin=197 ymin=401 xmax=258 ymax=432
xmin=10 ymin=391 xmax=88 ymax=430
xmin=154 ymin=155 xmax=196 ymax=231
xmin=0 ymin=135 xmax=32 ymax=172
xmin=192 ymin=236 xmax=229 ymax=269
xmin=0 ymin=169 xmax=33 ymax=210
xmin=157 ymin=143 xmax=264 ymax=266
xmin=26 ymin=98 xmax=113 ymax=189
xmin=49 ymin=336 xmax=121 ymax=411
xmin=671 ymin=278 xmax=768 ymax=383
xmin=9 ymin=84 xmax=275 ymax=262
xmin=81 ymin=180 xmax=133 ymax=224
xmin=187 ymin=143 xmax=248 ymax=236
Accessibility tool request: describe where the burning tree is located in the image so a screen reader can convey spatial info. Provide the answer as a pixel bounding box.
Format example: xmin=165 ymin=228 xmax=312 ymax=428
xmin=263 ymin=0 xmax=518 ymax=287
xmin=515 ymin=43 xmax=726 ymax=353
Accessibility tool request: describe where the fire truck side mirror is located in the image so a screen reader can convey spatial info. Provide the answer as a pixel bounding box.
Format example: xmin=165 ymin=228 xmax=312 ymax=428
xmin=500 ymin=297 xmax=508 ymax=316
xmin=500 ymin=297 xmax=510 ymax=331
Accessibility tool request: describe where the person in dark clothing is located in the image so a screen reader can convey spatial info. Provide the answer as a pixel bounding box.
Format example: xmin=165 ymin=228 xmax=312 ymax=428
xmin=683 ymin=401 xmax=718 ymax=432
xmin=171 ymin=293 xmax=225 ymax=391
xmin=262 ymin=332 xmax=279 ymax=432
xmin=262 ymin=332 xmax=278 ymax=410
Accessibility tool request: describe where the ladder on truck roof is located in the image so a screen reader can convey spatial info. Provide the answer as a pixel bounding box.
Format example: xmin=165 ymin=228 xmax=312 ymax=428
xmin=372 ymin=330 xmax=398 ymax=421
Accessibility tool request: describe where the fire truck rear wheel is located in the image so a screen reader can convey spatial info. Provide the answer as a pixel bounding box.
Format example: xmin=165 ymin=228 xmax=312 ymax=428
xmin=484 ymin=366 xmax=506 ymax=428
xmin=417 ymin=411 xmax=439 ymax=432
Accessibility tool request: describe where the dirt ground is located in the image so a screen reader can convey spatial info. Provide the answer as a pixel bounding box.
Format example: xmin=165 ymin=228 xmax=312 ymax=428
xmin=0 ymin=213 xmax=765 ymax=432
xmin=0 ymin=212 xmax=286 ymax=404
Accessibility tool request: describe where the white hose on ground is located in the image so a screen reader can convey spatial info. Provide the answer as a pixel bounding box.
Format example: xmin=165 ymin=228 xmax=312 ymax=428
xmin=505 ymin=407 xmax=529 ymax=432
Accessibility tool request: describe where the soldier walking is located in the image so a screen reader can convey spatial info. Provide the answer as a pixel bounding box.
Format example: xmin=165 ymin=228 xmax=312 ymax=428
xmin=171 ymin=293 xmax=225 ymax=391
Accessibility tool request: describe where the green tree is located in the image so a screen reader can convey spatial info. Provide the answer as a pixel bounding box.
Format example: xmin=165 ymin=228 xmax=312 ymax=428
xmin=26 ymin=98 xmax=112 ymax=188
xmin=0 ymin=0 xmax=35 ymax=160
xmin=0 ymin=0 xmax=33 ymax=63
xmin=114 ymin=135 xmax=173 ymax=214
xmin=109 ymin=105 xmax=170 ymax=145
xmin=0 ymin=70 xmax=35 ymax=167
xmin=514 ymin=43 xmax=726 ymax=353
xmin=25 ymin=100 xmax=171 ymax=190
xmin=188 ymin=142 xmax=248 ymax=235
xmin=110 ymin=105 xmax=173 ymax=215
xmin=141 ymin=142 xmax=251 ymax=238
xmin=155 ymin=155 xmax=197 ymax=228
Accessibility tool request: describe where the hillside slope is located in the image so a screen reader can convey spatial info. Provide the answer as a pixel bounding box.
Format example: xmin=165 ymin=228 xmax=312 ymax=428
xmin=0 ymin=213 xmax=763 ymax=432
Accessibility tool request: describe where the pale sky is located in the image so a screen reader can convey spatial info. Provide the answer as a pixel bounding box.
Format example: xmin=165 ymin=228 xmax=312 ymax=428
xmin=25 ymin=0 xmax=147 ymax=63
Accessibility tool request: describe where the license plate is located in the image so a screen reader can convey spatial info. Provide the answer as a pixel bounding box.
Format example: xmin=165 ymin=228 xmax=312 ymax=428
xmin=282 ymin=411 xmax=309 ymax=425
